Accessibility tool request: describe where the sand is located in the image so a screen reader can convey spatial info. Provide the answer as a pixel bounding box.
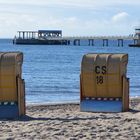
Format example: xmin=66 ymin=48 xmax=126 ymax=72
xmin=0 ymin=98 xmax=140 ymax=140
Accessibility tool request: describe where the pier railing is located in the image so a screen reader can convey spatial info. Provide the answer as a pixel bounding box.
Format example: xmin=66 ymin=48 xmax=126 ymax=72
xmin=46 ymin=35 xmax=138 ymax=40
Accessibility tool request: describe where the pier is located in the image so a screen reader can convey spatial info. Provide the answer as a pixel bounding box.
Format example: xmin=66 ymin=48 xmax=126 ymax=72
xmin=13 ymin=30 xmax=139 ymax=46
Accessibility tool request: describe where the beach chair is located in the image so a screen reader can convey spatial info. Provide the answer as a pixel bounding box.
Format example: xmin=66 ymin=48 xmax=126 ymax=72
xmin=0 ymin=52 xmax=25 ymax=118
xmin=80 ymin=53 xmax=129 ymax=112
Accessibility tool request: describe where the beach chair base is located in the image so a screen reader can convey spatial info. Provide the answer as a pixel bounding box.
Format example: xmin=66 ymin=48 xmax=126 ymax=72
xmin=0 ymin=104 xmax=19 ymax=119
xmin=80 ymin=100 xmax=122 ymax=112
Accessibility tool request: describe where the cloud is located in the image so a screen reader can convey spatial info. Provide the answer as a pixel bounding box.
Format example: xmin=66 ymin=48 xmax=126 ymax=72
xmin=0 ymin=11 xmax=136 ymax=38
xmin=112 ymin=12 xmax=129 ymax=23
xmin=2 ymin=0 xmax=138 ymax=12
xmin=0 ymin=0 xmax=140 ymax=9
xmin=0 ymin=0 xmax=139 ymax=37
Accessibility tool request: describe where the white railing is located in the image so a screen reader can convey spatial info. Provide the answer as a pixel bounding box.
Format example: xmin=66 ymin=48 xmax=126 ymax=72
xmin=45 ymin=35 xmax=138 ymax=40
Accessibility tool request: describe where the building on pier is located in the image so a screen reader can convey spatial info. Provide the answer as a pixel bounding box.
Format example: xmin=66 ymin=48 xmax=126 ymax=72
xmin=15 ymin=30 xmax=62 ymax=39
xmin=13 ymin=30 xmax=68 ymax=45
xmin=129 ymin=27 xmax=140 ymax=47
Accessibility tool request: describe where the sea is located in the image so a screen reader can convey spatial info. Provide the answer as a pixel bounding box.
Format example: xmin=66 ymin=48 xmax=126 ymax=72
xmin=0 ymin=39 xmax=140 ymax=104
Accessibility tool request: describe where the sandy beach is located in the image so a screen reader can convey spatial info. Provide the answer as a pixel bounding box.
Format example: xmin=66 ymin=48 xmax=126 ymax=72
xmin=0 ymin=98 xmax=140 ymax=140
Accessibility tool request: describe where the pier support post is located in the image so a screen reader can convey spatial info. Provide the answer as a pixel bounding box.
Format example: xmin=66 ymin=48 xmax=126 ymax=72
xmin=88 ymin=39 xmax=90 ymax=46
xmin=92 ymin=39 xmax=94 ymax=46
xmin=18 ymin=32 xmax=21 ymax=38
xmin=67 ymin=40 xmax=70 ymax=45
xmin=118 ymin=39 xmax=123 ymax=47
xmin=103 ymin=39 xmax=108 ymax=46
xmin=23 ymin=32 xmax=25 ymax=39
xmin=88 ymin=39 xmax=94 ymax=46
xmin=32 ymin=32 xmax=34 ymax=39
xmin=78 ymin=39 xmax=80 ymax=46
xmin=134 ymin=39 xmax=138 ymax=45
xmin=73 ymin=40 xmax=76 ymax=45
xmin=74 ymin=39 xmax=80 ymax=46
xmin=26 ymin=32 xmax=28 ymax=39
xmin=28 ymin=32 xmax=30 ymax=39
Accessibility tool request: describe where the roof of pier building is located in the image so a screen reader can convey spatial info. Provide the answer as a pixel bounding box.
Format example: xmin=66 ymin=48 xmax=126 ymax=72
xmin=135 ymin=27 xmax=140 ymax=34
xmin=38 ymin=30 xmax=62 ymax=34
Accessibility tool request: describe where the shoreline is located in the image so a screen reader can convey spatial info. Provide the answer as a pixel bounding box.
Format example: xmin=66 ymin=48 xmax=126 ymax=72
xmin=26 ymin=101 xmax=80 ymax=106
xmin=0 ymin=98 xmax=140 ymax=139
xmin=26 ymin=96 xmax=140 ymax=106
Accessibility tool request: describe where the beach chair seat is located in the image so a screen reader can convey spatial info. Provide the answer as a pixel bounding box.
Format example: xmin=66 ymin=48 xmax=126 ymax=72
xmin=80 ymin=53 xmax=129 ymax=112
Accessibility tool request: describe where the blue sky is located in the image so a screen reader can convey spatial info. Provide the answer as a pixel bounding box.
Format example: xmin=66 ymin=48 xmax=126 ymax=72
xmin=0 ymin=0 xmax=140 ymax=38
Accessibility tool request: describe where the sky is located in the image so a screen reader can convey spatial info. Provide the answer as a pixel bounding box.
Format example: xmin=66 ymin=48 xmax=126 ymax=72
xmin=0 ymin=0 xmax=140 ymax=38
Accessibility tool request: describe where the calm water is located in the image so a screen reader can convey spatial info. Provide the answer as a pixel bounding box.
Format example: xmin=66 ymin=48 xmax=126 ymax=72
xmin=0 ymin=39 xmax=140 ymax=104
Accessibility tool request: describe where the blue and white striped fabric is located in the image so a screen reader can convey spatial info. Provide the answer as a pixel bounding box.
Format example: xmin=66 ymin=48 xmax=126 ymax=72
xmin=0 ymin=105 xmax=19 ymax=118
xmin=80 ymin=100 xmax=122 ymax=112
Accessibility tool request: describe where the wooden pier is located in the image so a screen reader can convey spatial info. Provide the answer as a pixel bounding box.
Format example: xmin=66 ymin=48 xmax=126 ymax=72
xmin=13 ymin=30 xmax=140 ymax=47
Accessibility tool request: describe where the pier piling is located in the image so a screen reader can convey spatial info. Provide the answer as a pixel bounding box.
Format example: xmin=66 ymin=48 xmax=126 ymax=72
xmin=117 ymin=39 xmax=123 ymax=47
xmin=103 ymin=39 xmax=108 ymax=46
xmin=88 ymin=39 xmax=94 ymax=46
xmin=134 ymin=39 xmax=138 ymax=45
xmin=74 ymin=39 xmax=80 ymax=46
